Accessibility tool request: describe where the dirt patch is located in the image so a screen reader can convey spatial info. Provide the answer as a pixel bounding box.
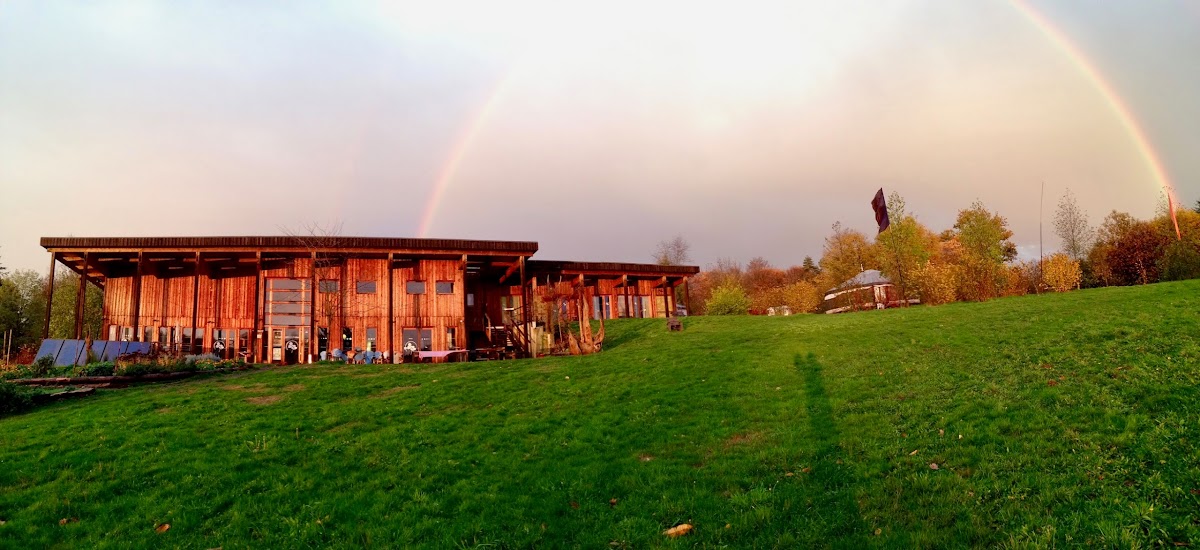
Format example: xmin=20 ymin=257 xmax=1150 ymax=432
xmin=724 ymin=432 xmax=761 ymax=448
xmin=155 ymin=407 xmax=172 ymax=414
xmin=325 ymin=421 xmax=363 ymax=433
xmin=373 ymin=385 xmax=420 ymax=398
xmin=639 ymin=454 xmax=655 ymax=462
xmin=351 ymin=373 xmax=385 ymax=379
xmin=246 ymin=395 xmax=283 ymax=405
xmin=282 ymin=384 xmax=305 ymax=392
xmin=223 ymin=383 xmax=268 ymax=392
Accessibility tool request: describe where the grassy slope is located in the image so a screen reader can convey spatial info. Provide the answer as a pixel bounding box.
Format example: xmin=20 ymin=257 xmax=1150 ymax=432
xmin=2 ymin=281 xmax=1199 ymax=548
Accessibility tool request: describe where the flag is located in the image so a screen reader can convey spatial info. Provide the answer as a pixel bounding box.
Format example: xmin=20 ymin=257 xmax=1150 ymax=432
xmin=871 ymin=188 xmax=890 ymax=234
xmin=1168 ymin=192 xmax=1182 ymax=240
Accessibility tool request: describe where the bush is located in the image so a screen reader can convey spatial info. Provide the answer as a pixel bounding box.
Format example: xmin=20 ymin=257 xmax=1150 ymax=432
xmin=0 ymin=381 xmax=35 ymax=417
xmin=1042 ymin=253 xmax=1082 ymax=292
xmin=1158 ymin=241 xmax=1200 ymax=282
xmin=74 ymin=362 xmax=115 ymax=377
xmin=706 ymin=283 xmax=751 ymax=315
xmin=114 ymin=362 xmax=167 ymax=377
xmin=914 ymin=263 xmax=958 ymax=305
xmin=30 ymin=355 xmax=55 ymax=378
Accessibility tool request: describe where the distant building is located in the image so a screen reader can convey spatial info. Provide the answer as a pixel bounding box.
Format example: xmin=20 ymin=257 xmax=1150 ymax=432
xmin=822 ymin=269 xmax=916 ymax=314
xmin=40 ymin=236 xmax=698 ymax=363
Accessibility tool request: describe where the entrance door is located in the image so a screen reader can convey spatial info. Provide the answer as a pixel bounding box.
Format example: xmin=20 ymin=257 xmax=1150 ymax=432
xmin=284 ymin=328 xmax=300 ymax=365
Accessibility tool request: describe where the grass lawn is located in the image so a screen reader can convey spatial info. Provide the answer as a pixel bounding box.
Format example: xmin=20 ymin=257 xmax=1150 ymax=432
xmin=2 ymin=281 xmax=1200 ymax=548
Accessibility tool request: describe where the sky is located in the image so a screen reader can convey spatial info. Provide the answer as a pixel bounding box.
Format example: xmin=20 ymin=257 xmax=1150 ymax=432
xmin=2 ymin=1 xmax=1198 ymax=274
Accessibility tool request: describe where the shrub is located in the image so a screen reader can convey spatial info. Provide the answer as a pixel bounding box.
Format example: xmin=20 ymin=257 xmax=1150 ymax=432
xmin=1158 ymin=241 xmax=1200 ymax=282
xmin=706 ymin=283 xmax=751 ymax=315
xmin=1042 ymin=253 xmax=1082 ymax=292
xmin=30 ymin=355 xmax=55 ymax=378
xmin=74 ymin=362 xmax=115 ymax=377
xmin=114 ymin=362 xmax=166 ymax=377
xmin=0 ymin=381 xmax=34 ymax=417
xmin=914 ymin=263 xmax=957 ymax=305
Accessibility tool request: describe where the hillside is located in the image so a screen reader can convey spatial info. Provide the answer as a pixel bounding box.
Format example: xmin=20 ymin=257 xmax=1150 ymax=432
xmin=2 ymin=281 xmax=1199 ymax=548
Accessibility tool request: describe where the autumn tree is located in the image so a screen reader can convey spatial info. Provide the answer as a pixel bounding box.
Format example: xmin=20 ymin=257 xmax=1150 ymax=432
xmin=1107 ymin=220 xmax=1169 ymax=285
xmin=653 ymin=236 xmax=692 ymax=266
xmin=874 ymin=192 xmax=936 ymax=301
xmin=1053 ymin=188 xmax=1093 ymax=261
xmin=705 ymin=283 xmax=750 ymax=315
xmin=952 ymin=201 xmax=1016 ymax=300
xmin=1041 ymin=253 xmax=1082 ymax=291
xmin=817 ymin=222 xmax=877 ymax=293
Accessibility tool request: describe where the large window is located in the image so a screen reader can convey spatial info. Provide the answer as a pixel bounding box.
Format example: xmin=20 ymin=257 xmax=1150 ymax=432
xmin=592 ymin=296 xmax=612 ymax=320
xmin=366 ymin=327 xmax=378 ymax=352
xmin=318 ymin=280 xmax=339 ymax=293
xmin=401 ymin=328 xmax=433 ymax=358
xmin=436 ymin=281 xmax=454 ymax=294
xmin=266 ymin=278 xmax=311 ymax=327
xmin=406 ymin=281 xmax=426 ymax=295
xmin=356 ymin=281 xmax=376 ymax=294
xmin=446 ymin=327 xmax=457 ymax=349
xmin=213 ymin=329 xmax=234 ymax=359
xmin=342 ymin=327 xmax=353 ymax=351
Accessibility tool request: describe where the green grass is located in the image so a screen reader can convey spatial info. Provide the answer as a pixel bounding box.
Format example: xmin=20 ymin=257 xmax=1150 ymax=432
xmin=3 ymin=281 xmax=1200 ymax=548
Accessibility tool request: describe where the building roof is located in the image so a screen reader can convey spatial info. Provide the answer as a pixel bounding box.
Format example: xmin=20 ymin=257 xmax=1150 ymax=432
xmin=527 ymin=260 xmax=700 ymax=277
xmin=41 ymin=236 xmax=538 ymax=255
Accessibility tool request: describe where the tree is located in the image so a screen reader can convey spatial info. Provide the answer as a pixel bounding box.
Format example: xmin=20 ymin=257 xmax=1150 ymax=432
xmin=0 ymin=247 xmax=7 ymax=286
xmin=1053 ymin=188 xmax=1093 ymax=261
xmin=705 ymin=282 xmax=750 ymax=315
xmin=952 ymin=201 xmax=1016 ymax=300
xmin=818 ymin=222 xmax=877 ymax=293
xmin=1041 ymin=253 xmax=1082 ymax=291
xmin=874 ymin=192 xmax=936 ymax=301
xmin=653 ymin=236 xmax=691 ymax=266
xmin=47 ymin=271 xmax=104 ymax=340
xmin=1107 ymin=221 xmax=1169 ymax=285
xmin=1158 ymin=240 xmax=1200 ymax=281
xmin=0 ymin=269 xmax=47 ymax=352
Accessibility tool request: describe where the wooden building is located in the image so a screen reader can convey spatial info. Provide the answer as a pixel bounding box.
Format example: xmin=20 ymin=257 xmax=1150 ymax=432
xmin=40 ymin=236 xmax=698 ymax=363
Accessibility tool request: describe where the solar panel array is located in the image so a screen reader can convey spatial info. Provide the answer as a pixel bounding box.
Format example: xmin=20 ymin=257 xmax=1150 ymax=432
xmin=35 ymin=339 xmax=153 ymax=368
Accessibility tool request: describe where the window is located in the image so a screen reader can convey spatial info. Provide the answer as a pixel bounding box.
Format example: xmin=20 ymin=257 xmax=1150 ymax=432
xmin=401 ymin=328 xmax=433 ymax=357
xmin=143 ymin=327 xmax=153 ymax=343
xmin=319 ymin=280 xmax=339 ymax=293
xmin=617 ymin=295 xmax=628 ymax=318
xmin=238 ymin=330 xmax=249 ymax=357
xmin=406 ymin=281 xmax=426 ymax=294
xmin=466 ymin=293 xmax=474 ymax=307
xmin=108 ymin=325 xmax=118 ymax=341
xmin=317 ymin=327 xmax=329 ymax=356
xmin=366 ymin=327 xmax=378 ymax=352
xmin=181 ymin=328 xmax=193 ymax=352
xmin=121 ymin=326 xmax=134 ymax=342
xmin=446 ymin=327 xmax=457 ymax=349
xmin=213 ymin=329 xmax=233 ymax=359
xmin=194 ymin=328 xmax=204 ymax=353
xmin=436 ymin=281 xmax=454 ymax=294
xmin=342 ymin=327 xmax=353 ymax=351
xmin=356 ymin=281 xmax=376 ymax=294
xmin=592 ymin=296 xmax=612 ymax=320
xmin=631 ymin=296 xmax=646 ymax=318
xmin=500 ymin=296 xmax=520 ymax=323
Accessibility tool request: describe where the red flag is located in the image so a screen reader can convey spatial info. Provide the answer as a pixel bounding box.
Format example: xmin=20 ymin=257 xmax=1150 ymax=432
xmin=871 ymin=188 xmax=890 ymax=234
xmin=1168 ymin=193 xmax=1182 ymax=240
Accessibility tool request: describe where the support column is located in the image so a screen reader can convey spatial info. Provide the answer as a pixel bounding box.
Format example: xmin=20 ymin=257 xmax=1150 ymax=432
xmin=663 ymin=283 xmax=670 ymax=318
xmin=132 ymin=251 xmax=143 ymax=340
xmin=310 ymin=252 xmax=318 ymax=363
xmin=43 ymin=252 xmax=57 ymax=339
xmin=519 ymin=256 xmax=529 ymax=357
xmin=387 ymin=253 xmax=395 ymax=363
xmin=252 ymin=252 xmax=262 ymax=363
xmin=74 ymin=253 xmax=88 ymax=339
xmin=191 ymin=252 xmax=200 ymax=353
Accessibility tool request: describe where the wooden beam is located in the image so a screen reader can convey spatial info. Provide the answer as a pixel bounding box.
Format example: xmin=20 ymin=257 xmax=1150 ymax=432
xmin=310 ymin=252 xmax=318 ymax=363
xmin=191 ymin=252 xmax=200 ymax=353
xmin=650 ymin=276 xmax=668 ymax=288
xmin=252 ymin=252 xmax=262 ymax=363
xmin=684 ymin=278 xmax=691 ymax=316
xmin=42 ymin=252 xmax=56 ymax=339
xmin=498 ymin=262 xmax=520 ymax=284
xmin=388 ymin=252 xmax=395 ymax=364
xmin=74 ymin=252 xmax=88 ymax=339
xmin=132 ymin=251 xmax=143 ymax=340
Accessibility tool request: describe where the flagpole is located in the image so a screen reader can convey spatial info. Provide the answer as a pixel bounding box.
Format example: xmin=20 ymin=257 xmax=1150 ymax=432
xmin=1038 ymin=181 xmax=1044 ymax=295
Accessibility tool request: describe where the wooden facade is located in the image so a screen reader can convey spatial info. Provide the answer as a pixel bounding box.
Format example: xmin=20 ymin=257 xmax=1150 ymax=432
xmin=41 ymin=237 xmax=699 ymax=363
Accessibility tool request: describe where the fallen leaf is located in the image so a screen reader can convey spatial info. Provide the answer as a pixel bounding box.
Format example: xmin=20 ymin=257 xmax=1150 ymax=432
xmin=801 ymin=467 xmax=811 ymax=473
xmin=59 ymin=517 xmax=78 ymax=525
xmin=938 ymin=429 xmax=944 ymax=436
xmin=155 ymin=523 xmax=171 ymax=533
xmin=929 ymin=463 xmax=939 ymax=470
xmin=663 ymin=524 xmax=693 ymax=538
xmin=569 ymin=501 xmax=580 ymax=509
xmin=909 ymin=449 xmax=919 ymax=456
xmin=785 ymin=472 xmax=794 ymax=477
xmin=1190 ymin=489 xmax=1200 ymax=495
xmin=875 ymin=528 xmax=882 ymax=536
xmin=725 ymin=523 xmax=731 ymax=529
xmin=565 ymin=376 xmax=570 ymax=380
xmin=1047 ymin=379 xmax=1058 ymax=387
xmin=958 ymin=434 xmax=963 ymax=439
xmin=901 ymin=433 xmax=908 ymax=438
xmin=609 ymin=498 xmax=618 ymax=507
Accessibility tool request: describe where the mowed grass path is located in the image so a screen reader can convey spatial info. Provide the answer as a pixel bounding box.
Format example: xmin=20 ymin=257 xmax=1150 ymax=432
xmin=2 ymin=281 xmax=1200 ymax=548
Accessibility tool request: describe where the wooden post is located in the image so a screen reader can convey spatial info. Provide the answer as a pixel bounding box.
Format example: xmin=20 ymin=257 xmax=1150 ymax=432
xmin=623 ymin=279 xmax=631 ymax=319
xmin=519 ymin=256 xmax=529 ymax=357
xmin=132 ymin=251 xmax=143 ymax=340
xmin=310 ymin=252 xmax=318 ymax=363
xmin=663 ymin=283 xmax=670 ymax=318
xmin=387 ymin=253 xmax=395 ymax=363
xmin=191 ymin=252 xmax=200 ymax=353
xmin=43 ymin=252 xmax=57 ymax=339
xmin=74 ymin=253 xmax=88 ymax=339
xmin=461 ymin=254 xmax=468 ymax=351
xmin=252 ymin=252 xmax=262 ymax=363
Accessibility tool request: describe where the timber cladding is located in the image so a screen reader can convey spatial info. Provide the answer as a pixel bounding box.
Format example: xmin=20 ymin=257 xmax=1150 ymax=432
xmin=41 ymin=236 xmax=698 ymax=363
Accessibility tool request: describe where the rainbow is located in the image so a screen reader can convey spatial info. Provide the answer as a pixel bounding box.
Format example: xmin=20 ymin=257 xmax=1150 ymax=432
xmin=417 ymin=3 xmax=1179 ymax=236
xmin=417 ymin=72 xmax=517 ymax=237
xmin=1009 ymin=1 xmax=1176 ymax=203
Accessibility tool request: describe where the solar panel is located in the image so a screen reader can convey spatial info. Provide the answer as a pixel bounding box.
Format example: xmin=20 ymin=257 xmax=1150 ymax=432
xmin=101 ymin=341 xmax=123 ymax=361
xmin=35 ymin=339 xmax=64 ymax=363
xmin=55 ymin=339 xmax=86 ymax=367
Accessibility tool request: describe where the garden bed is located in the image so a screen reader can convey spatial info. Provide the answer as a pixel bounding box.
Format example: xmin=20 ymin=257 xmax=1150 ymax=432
xmin=10 ymin=366 xmax=254 ymax=387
